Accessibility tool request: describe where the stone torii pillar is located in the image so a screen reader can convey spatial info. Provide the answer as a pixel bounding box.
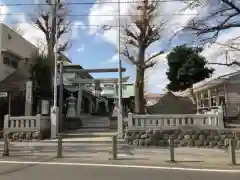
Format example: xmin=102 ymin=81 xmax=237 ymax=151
xmin=77 ymin=84 xmax=83 ymax=117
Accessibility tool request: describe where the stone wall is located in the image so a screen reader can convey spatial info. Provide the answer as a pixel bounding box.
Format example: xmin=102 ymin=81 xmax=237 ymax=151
xmin=125 ymin=127 xmax=240 ymax=149
xmin=4 ymin=130 xmax=50 ymax=141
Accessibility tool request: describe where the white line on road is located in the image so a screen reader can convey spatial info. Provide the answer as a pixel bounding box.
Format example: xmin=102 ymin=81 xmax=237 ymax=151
xmin=0 ymin=160 xmax=239 ymax=173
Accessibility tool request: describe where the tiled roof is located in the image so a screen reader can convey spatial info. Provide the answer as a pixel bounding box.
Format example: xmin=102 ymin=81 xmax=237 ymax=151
xmin=0 ymin=70 xmax=28 ymax=91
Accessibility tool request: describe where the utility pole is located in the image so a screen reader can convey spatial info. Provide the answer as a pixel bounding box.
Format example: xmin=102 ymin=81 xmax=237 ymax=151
xmin=59 ymin=62 xmax=63 ymax=133
xmin=50 ymin=0 xmax=59 ymax=139
xmin=117 ymin=0 xmax=123 ymax=138
xmin=53 ymin=0 xmax=58 ymax=108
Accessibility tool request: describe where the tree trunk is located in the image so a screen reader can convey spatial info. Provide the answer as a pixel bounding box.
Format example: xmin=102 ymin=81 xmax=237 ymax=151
xmin=189 ymin=86 xmax=196 ymax=104
xmin=134 ymin=66 xmax=145 ymax=114
xmin=47 ymin=42 xmax=55 ymax=97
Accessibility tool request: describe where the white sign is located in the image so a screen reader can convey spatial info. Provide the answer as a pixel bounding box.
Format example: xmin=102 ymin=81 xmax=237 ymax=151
xmin=0 ymin=92 xmax=8 ymax=97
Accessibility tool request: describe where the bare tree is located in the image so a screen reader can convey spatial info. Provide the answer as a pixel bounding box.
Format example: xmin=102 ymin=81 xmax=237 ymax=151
xmin=210 ymin=38 xmax=240 ymax=67
xmin=29 ymin=0 xmax=71 ymax=86
xmin=121 ymin=0 xmax=165 ymax=114
xmin=183 ymin=0 xmax=240 ymax=66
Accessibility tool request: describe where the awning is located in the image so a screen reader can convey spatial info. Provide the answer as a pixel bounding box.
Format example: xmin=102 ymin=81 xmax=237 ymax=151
xmin=1 ymin=49 xmax=28 ymax=60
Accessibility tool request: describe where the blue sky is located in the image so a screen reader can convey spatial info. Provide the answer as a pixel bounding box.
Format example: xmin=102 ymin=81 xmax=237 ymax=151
xmin=1 ymin=0 xmax=135 ymax=80
xmin=1 ymin=0 xmax=239 ymax=93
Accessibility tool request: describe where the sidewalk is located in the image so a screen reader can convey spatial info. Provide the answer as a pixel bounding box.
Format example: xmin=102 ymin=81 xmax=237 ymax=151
xmin=0 ymin=141 xmax=240 ymax=169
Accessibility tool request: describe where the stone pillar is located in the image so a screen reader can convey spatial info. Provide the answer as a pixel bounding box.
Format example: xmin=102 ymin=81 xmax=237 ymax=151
xmin=89 ymin=98 xmax=93 ymax=114
xmin=77 ymin=84 xmax=83 ymax=117
xmin=96 ymin=98 xmax=99 ymax=113
xmin=105 ymin=99 xmax=109 ymax=113
xmin=114 ymin=84 xmax=118 ymax=96
xmin=66 ymin=94 xmax=77 ymax=118
xmin=25 ymin=81 xmax=33 ymax=116
xmin=112 ymin=99 xmax=118 ymax=117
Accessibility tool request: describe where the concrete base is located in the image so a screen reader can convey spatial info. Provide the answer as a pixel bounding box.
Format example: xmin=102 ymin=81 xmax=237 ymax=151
xmin=51 ymin=106 xmax=59 ymax=139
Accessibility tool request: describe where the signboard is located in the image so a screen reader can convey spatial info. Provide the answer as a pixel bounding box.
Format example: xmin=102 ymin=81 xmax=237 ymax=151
xmin=0 ymin=92 xmax=8 ymax=98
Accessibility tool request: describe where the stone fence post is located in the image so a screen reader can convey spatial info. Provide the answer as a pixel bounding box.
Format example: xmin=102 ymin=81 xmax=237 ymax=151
xmin=128 ymin=113 xmax=133 ymax=128
xmin=4 ymin=115 xmax=9 ymax=130
xmin=217 ymin=108 xmax=224 ymax=129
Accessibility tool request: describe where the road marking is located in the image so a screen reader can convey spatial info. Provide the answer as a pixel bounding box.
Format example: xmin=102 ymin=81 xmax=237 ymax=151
xmin=0 ymin=160 xmax=239 ymax=173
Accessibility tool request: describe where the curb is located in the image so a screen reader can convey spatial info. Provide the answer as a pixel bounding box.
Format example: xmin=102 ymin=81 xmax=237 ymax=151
xmin=43 ymin=140 xmax=127 ymax=144
xmin=0 ymin=139 xmax=128 ymax=145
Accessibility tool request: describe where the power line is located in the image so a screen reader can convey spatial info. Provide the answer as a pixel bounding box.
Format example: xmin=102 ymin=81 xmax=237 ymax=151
xmin=0 ymin=0 xmax=194 ymax=6
xmin=0 ymin=12 xmax=201 ymax=17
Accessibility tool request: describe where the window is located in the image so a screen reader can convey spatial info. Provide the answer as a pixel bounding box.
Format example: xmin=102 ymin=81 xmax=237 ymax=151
xmin=219 ymin=96 xmax=226 ymax=106
xmin=24 ymin=58 xmax=29 ymax=64
xmin=3 ymin=57 xmax=10 ymax=65
xmin=203 ymin=99 xmax=208 ymax=107
xmin=11 ymin=60 xmax=18 ymax=68
xmin=211 ymin=97 xmax=217 ymax=107
xmin=3 ymin=56 xmax=19 ymax=68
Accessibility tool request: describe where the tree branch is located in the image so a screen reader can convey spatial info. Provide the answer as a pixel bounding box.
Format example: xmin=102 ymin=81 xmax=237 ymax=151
xmin=57 ymin=21 xmax=71 ymax=39
xmin=181 ymin=0 xmax=240 ymax=45
xmin=215 ymin=41 xmax=240 ymax=52
xmin=124 ymin=27 xmax=138 ymax=41
xmin=221 ymin=0 xmax=240 ymax=13
xmin=144 ymin=61 xmax=156 ymax=69
xmin=208 ymin=61 xmax=240 ymax=67
xmin=57 ymin=41 xmax=71 ymax=53
xmin=121 ymin=44 xmax=138 ymax=66
xmin=145 ymin=50 xmax=164 ymax=64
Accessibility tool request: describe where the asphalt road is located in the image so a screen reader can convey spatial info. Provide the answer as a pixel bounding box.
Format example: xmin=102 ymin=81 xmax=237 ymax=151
xmin=0 ymin=162 xmax=239 ymax=180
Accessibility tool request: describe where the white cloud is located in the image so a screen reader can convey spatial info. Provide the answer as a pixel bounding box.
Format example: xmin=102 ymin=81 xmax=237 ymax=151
xmin=146 ymin=53 xmax=169 ymax=93
xmin=77 ymin=44 xmax=85 ymax=52
xmin=0 ymin=2 xmax=8 ymax=22
xmin=12 ymin=15 xmax=46 ymax=53
xmin=72 ymin=21 xmax=86 ymax=39
xmin=88 ymin=0 xmax=240 ymax=93
xmin=10 ymin=12 xmax=82 ymax=53
xmin=88 ymin=0 xmax=201 ymax=93
xmin=107 ymin=54 xmax=118 ymax=63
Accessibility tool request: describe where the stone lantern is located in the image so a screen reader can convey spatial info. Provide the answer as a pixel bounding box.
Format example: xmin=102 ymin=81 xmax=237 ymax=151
xmin=66 ymin=94 xmax=77 ymax=118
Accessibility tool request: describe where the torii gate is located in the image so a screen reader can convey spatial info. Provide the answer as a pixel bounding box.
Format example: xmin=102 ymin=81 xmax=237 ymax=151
xmin=58 ymin=64 xmax=127 ymax=135
xmin=64 ymin=76 xmax=129 ymax=116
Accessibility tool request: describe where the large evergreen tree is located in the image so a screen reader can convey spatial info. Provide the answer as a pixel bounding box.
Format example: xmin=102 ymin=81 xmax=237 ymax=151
xmin=166 ymin=45 xmax=214 ymax=103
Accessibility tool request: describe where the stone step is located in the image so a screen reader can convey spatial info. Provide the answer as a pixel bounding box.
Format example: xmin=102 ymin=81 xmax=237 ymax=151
xmin=82 ymin=124 xmax=110 ymax=128
xmin=67 ymin=127 xmax=112 ymax=133
xmin=84 ymin=118 xmax=109 ymax=122
xmin=83 ymin=121 xmax=109 ymax=126
xmin=82 ymin=119 xmax=109 ymax=123
xmin=226 ymin=123 xmax=240 ymax=128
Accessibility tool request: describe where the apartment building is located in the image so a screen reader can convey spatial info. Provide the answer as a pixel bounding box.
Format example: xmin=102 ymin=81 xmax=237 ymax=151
xmin=0 ymin=23 xmax=38 ymax=82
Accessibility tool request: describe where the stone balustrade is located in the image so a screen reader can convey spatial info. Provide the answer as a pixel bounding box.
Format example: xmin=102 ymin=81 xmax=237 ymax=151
xmin=127 ymin=112 xmax=224 ymax=130
xmin=4 ymin=114 xmax=51 ymax=135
